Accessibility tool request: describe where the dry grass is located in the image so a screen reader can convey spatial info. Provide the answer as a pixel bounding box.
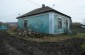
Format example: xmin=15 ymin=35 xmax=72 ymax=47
xmin=81 ymin=43 xmax=85 ymax=49
xmin=16 ymin=35 xmax=72 ymax=42
xmin=7 ymin=30 xmax=85 ymax=42
xmin=74 ymin=33 xmax=85 ymax=38
xmin=24 ymin=33 xmax=85 ymax=42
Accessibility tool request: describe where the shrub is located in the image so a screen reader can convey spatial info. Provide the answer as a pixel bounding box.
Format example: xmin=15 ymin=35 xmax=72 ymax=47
xmin=81 ymin=43 xmax=85 ymax=49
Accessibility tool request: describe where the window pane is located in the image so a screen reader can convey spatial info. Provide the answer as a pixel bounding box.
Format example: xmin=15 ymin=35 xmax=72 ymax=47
xmin=66 ymin=20 xmax=68 ymax=28
xmin=58 ymin=18 xmax=62 ymax=29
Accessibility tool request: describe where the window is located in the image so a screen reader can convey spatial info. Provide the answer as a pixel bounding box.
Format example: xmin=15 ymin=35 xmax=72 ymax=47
xmin=66 ymin=20 xmax=68 ymax=28
xmin=24 ymin=20 xmax=27 ymax=28
xmin=58 ymin=18 xmax=62 ymax=29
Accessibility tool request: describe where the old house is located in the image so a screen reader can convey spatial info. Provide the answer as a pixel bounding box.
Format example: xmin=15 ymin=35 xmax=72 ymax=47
xmin=0 ymin=22 xmax=9 ymax=30
xmin=17 ymin=5 xmax=71 ymax=34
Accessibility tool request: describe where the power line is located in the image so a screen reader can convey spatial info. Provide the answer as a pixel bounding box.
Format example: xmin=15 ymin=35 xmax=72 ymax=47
xmin=26 ymin=0 xmax=41 ymax=6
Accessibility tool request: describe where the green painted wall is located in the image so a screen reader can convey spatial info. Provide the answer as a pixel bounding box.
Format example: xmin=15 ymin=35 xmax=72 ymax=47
xmin=54 ymin=15 xmax=58 ymax=33
xmin=18 ymin=18 xmax=24 ymax=29
xmin=27 ymin=13 xmax=49 ymax=34
xmin=0 ymin=24 xmax=8 ymax=30
xmin=18 ymin=12 xmax=70 ymax=34
xmin=54 ymin=14 xmax=66 ymax=33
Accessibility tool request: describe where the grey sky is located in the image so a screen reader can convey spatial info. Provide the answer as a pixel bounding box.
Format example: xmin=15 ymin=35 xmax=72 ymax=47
xmin=0 ymin=0 xmax=85 ymax=24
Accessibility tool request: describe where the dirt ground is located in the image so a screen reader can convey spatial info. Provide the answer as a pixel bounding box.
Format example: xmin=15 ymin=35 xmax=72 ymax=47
xmin=0 ymin=31 xmax=85 ymax=55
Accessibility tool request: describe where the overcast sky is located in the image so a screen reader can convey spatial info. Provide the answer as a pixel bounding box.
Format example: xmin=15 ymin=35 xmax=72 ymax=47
xmin=0 ymin=0 xmax=85 ymax=24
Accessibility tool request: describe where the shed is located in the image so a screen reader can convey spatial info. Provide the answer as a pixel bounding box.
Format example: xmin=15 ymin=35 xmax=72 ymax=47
xmin=0 ymin=22 xmax=9 ymax=30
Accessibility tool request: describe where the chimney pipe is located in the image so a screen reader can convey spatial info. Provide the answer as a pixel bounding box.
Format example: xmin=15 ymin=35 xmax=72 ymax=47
xmin=42 ymin=4 xmax=45 ymax=8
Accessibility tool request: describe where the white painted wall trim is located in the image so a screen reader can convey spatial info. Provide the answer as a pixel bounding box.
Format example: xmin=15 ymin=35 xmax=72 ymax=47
xmin=49 ymin=12 xmax=54 ymax=34
xmin=49 ymin=13 xmax=52 ymax=34
xmin=52 ymin=13 xmax=54 ymax=34
xmin=24 ymin=19 xmax=28 ymax=20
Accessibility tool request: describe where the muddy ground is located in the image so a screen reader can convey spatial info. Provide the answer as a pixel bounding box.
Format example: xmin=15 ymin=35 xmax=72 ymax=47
xmin=0 ymin=31 xmax=85 ymax=55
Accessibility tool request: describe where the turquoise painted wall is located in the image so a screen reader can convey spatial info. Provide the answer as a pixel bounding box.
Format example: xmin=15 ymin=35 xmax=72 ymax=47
xmin=18 ymin=18 xmax=24 ymax=29
xmin=0 ymin=24 xmax=8 ymax=30
xmin=0 ymin=25 xmax=2 ymax=28
xmin=54 ymin=15 xmax=58 ymax=33
xmin=54 ymin=14 xmax=66 ymax=33
xmin=60 ymin=17 xmax=65 ymax=33
xmin=18 ymin=12 xmax=70 ymax=34
xmin=27 ymin=13 xmax=49 ymax=34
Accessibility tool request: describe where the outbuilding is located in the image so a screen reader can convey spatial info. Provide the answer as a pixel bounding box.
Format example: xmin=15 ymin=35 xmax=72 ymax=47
xmin=0 ymin=22 xmax=9 ymax=30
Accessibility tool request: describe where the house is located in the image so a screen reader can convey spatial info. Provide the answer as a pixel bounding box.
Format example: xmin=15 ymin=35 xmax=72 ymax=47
xmin=17 ymin=4 xmax=71 ymax=34
xmin=0 ymin=22 xmax=9 ymax=30
xmin=6 ymin=22 xmax=17 ymax=29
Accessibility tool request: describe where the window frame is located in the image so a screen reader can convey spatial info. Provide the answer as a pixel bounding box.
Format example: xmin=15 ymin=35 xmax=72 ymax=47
xmin=66 ymin=20 xmax=68 ymax=29
xmin=58 ymin=18 xmax=62 ymax=29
